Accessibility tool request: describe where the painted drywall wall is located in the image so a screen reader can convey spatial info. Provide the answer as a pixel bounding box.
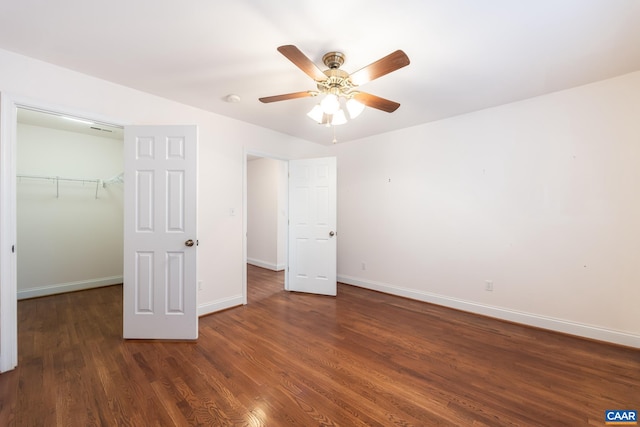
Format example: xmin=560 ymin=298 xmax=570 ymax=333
xmin=0 ymin=48 xmax=331 ymax=317
xmin=336 ymin=71 xmax=640 ymax=347
xmin=276 ymin=160 xmax=287 ymax=267
xmin=247 ymin=157 xmax=287 ymax=271
xmin=16 ymin=123 xmax=123 ymax=298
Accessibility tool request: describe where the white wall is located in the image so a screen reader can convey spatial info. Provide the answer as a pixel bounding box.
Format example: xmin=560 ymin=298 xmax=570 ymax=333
xmin=247 ymin=157 xmax=287 ymax=271
xmin=336 ymin=71 xmax=640 ymax=347
xmin=16 ymin=123 xmax=123 ymax=298
xmin=0 ymin=48 xmax=331 ymax=318
xmin=276 ymin=160 xmax=287 ymax=267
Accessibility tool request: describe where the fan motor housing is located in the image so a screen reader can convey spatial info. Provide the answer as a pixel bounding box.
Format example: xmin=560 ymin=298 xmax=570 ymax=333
xmin=322 ymin=51 xmax=345 ymax=69
xmin=318 ymin=52 xmax=355 ymax=94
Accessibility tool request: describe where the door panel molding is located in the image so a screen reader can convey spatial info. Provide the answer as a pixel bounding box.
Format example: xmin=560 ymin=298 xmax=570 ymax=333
xmin=288 ymin=157 xmax=337 ymax=296
xmin=123 ymin=125 xmax=198 ymax=340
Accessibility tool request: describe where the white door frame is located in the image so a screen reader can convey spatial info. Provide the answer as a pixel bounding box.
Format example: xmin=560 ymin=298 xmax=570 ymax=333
xmin=242 ymin=148 xmax=290 ymax=304
xmin=0 ymin=92 xmax=125 ymax=372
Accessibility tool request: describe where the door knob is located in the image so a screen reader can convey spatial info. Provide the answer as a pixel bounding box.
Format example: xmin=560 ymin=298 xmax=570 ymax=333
xmin=185 ymin=239 xmax=195 ymax=247
xmin=329 ymin=231 xmax=335 ymax=237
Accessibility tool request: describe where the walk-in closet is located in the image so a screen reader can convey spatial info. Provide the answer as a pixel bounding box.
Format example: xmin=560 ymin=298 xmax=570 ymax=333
xmin=16 ymin=108 xmax=124 ymax=299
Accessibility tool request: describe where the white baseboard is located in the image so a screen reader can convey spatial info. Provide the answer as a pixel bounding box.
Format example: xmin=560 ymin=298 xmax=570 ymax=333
xmin=198 ymin=295 xmax=243 ymax=317
xmin=19 ymin=277 xmax=244 ymax=317
xmin=338 ymin=275 xmax=640 ymax=349
xmin=247 ymin=258 xmax=285 ymax=271
xmin=17 ymin=276 xmax=123 ymax=300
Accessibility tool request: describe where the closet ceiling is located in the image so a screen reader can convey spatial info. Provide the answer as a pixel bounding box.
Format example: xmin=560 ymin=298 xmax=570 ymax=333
xmin=1 ymin=1 xmax=639 ymax=144
xmin=17 ymin=109 xmax=123 ymax=140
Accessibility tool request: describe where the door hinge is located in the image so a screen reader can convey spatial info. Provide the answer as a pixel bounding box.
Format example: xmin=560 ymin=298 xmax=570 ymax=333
xmin=12 ymin=244 xmax=15 ymax=253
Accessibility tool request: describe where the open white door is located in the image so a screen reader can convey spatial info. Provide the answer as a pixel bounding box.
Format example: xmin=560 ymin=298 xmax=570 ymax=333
xmin=288 ymin=157 xmax=337 ymax=296
xmin=123 ymin=125 xmax=198 ymax=339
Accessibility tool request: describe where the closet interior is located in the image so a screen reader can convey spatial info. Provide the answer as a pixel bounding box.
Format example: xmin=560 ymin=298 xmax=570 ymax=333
xmin=16 ymin=108 xmax=124 ymax=300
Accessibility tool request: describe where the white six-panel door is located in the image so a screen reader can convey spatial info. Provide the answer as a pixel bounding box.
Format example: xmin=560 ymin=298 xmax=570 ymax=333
xmin=288 ymin=157 xmax=337 ymax=296
xmin=123 ymin=125 xmax=198 ymax=339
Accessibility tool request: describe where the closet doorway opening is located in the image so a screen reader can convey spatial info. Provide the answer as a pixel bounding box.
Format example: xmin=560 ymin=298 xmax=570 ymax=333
xmin=245 ymin=154 xmax=287 ymax=304
xmin=16 ymin=107 xmax=124 ymax=300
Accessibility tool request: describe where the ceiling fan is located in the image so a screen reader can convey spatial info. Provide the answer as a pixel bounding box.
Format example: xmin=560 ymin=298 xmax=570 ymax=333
xmin=259 ymin=45 xmax=410 ymax=126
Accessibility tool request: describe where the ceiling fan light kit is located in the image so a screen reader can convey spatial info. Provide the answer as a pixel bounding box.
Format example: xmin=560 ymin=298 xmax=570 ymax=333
xmin=306 ymin=104 xmax=324 ymax=122
xmin=346 ymin=98 xmax=365 ymax=119
xmin=330 ymin=109 xmax=347 ymax=126
xmin=259 ymin=45 xmax=410 ymax=129
xmin=320 ymin=92 xmax=341 ymax=115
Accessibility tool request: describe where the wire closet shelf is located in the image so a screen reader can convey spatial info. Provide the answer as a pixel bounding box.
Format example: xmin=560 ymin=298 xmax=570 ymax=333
xmin=17 ymin=172 xmax=123 ymax=199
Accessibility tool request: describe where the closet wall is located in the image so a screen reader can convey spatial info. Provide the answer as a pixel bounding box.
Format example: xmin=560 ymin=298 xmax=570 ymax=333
xmin=247 ymin=157 xmax=287 ymax=271
xmin=16 ymin=120 xmax=124 ymax=299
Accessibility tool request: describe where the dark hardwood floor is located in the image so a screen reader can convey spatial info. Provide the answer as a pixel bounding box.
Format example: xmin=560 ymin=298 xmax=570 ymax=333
xmin=1 ymin=265 xmax=638 ymax=426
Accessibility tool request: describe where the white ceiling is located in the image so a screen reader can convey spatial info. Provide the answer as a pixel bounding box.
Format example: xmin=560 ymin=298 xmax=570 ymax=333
xmin=17 ymin=108 xmax=124 ymax=140
xmin=1 ymin=0 xmax=639 ymax=145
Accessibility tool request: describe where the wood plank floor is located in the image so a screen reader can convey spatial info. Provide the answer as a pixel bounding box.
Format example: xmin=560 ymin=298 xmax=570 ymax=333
xmin=1 ymin=264 xmax=638 ymax=426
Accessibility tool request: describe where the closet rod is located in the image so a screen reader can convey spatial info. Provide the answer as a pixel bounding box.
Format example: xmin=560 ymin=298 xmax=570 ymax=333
xmin=17 ymin=174 xmax=102 ymax=199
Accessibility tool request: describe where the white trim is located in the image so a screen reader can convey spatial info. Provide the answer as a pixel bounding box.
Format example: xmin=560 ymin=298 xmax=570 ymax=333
xmin=0 ymin=93 xmax=18 ymax=372
xmin=242 ymin=148 xmax=248 ymax=305
xmin=17 ymin=276 xmax=123 ymax=300
xmin=245 ymin=150 xmax=290 ymax=162
xmin=198 ymin=295 xmax=243 ymax=317
xmin=247 ymin=258 xmax=285 ymax=271
xmin=338 ymin=275 xmax=640 ymax=349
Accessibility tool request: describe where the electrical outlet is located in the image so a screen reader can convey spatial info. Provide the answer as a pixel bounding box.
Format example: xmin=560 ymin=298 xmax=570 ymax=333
xmin=198 ymin=281 xmax=203 ymax=291
xmin=485 ymin=280 xmax=493 ymax=292
xmin=361 ymin=262 xmax=366 ymax=271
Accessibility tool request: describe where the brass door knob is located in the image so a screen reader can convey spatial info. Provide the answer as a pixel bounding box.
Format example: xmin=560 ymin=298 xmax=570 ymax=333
xmin=185 ymin=239 xmax=195 ymax=247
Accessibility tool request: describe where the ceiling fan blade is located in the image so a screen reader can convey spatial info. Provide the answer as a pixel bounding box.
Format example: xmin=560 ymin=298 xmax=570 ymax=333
xmin=353 ymin=92 xmax=401 ymax=113
xmin=349 ymin=50 xmax=410 ymax=86
xmin=277 ymin=45 xmax=327 ymax=82
xmin=259 ymin=91 xmax=317 ymax=103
